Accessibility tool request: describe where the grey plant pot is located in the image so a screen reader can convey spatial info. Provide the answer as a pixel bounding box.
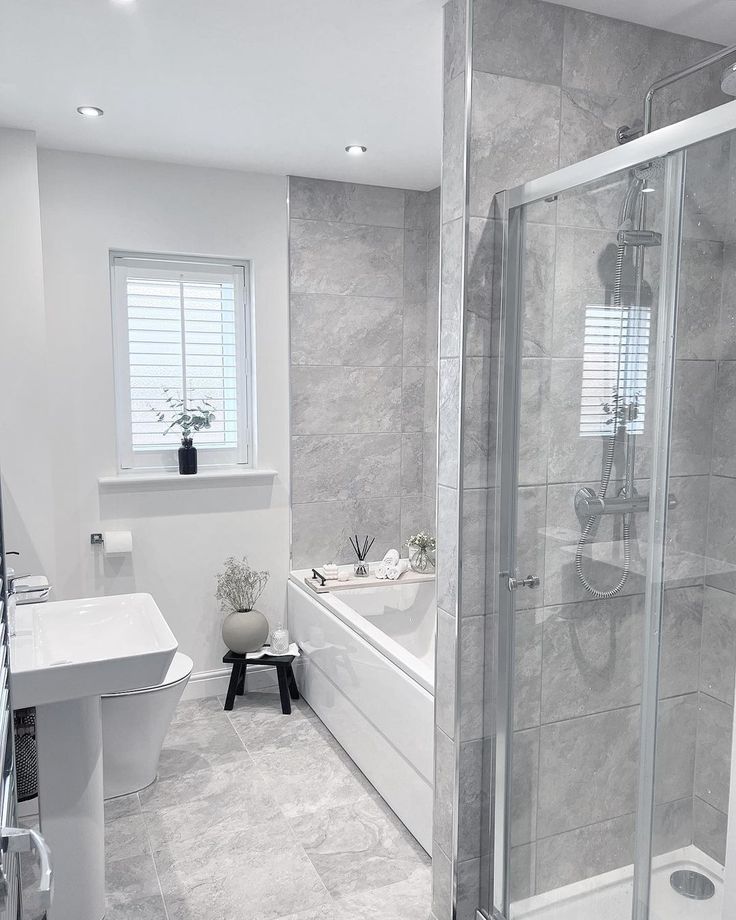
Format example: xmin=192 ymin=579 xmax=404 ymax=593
xmin=222 ymin=609 xmax=269 ymax=654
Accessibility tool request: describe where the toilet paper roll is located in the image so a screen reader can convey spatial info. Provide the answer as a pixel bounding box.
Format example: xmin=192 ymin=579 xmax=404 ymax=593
xmin=103 ymin=531 xmax=133 ymax=555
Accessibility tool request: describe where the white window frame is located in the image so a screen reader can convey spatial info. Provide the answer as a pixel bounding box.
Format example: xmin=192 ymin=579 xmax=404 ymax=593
xmin=110 ymin=252 xmax=254 ymax=473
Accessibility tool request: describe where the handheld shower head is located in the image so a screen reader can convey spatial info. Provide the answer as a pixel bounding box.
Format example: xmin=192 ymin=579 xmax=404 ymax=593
xmin=722 ymin=62 xmax=736 ymax=97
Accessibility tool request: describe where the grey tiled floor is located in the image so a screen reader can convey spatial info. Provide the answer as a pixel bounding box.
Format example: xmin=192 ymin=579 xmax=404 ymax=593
xmin=102 ymin=690 xmax=432 ymax=919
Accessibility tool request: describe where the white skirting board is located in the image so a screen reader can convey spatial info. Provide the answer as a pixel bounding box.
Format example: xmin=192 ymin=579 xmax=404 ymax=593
xmin=181 ymin=664 xmax=278 ymax=700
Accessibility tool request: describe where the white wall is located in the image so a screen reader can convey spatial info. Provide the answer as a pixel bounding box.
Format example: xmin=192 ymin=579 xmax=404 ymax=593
xmin=0 ymin=129 xmax=57 ymax=583
xmin=35 ymin=148 xmax=290 ymax=682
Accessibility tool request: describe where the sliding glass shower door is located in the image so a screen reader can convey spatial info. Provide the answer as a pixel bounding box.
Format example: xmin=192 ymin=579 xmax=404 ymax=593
xmin=488 ymin=104 xmax=736 ymax=920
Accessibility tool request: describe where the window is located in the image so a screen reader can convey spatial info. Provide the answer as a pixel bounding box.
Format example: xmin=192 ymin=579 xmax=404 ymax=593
xmin=111 ymin=253 xmax=253 ymax=471
xmin=580 ymin=304 xmax=650 ymax=438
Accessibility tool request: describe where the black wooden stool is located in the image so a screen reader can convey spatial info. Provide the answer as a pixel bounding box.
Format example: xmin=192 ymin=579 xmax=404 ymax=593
xmin=222 ymin=649 xmax=300 ymax=714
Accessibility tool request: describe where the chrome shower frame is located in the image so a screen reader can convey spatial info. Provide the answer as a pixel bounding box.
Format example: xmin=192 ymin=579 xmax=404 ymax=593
xmin=484 ymin=99 xmax=736 ymax=920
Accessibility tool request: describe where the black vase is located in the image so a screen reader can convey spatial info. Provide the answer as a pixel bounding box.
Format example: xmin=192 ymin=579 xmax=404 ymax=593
xmin=178 ymin=436 xmax=197 ymax=475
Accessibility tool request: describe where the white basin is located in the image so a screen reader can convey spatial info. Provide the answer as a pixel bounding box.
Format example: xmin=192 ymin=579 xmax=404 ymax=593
xmin=9 ymin=592 xmax=177 ymax=920
xmin=11 ymin=593 xmax=177 ymax=708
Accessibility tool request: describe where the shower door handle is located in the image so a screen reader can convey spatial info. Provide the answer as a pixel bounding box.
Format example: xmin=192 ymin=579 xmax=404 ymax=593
xmin=507 ymin=574 xmax=540 ymax=591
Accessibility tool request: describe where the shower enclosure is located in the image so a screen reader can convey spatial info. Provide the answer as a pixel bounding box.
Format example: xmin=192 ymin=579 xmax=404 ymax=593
xmin=478 ymin=100 xmax=736 ymax=920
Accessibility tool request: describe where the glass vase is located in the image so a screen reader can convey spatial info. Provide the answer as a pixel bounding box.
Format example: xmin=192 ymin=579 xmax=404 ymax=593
xmin=409 ymin=545 xmax=435 ymax=573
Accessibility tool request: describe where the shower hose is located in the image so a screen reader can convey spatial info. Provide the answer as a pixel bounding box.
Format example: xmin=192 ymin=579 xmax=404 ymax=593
xmin=574 ymin=239 xmax=632 ymax=599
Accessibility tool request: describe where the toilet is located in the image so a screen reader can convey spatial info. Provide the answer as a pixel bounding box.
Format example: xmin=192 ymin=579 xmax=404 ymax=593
xmin=102 ymin=651 xmax=193 ymax=799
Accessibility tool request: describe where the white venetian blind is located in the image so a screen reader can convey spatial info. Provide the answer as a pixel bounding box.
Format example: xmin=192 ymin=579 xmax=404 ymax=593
xmin=580 ymin=304 xmax=650 ymax=438
xmin=112 ymin=256 xmax=250 ymax=470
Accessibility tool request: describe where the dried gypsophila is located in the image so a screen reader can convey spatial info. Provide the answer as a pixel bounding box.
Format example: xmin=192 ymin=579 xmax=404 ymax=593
xmin=216 ymin=556 xmax=269 ymax=613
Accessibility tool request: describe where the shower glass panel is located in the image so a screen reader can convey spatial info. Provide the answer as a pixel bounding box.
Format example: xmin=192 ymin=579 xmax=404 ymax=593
xmin=500 ymin=165 xmax=668 ymax=920
xmin=487 ymin=105 xmax=736 ymax=920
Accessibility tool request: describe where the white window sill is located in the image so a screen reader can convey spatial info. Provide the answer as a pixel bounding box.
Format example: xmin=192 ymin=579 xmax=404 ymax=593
xmin=98 ymin=468 xmax=278 ymax=489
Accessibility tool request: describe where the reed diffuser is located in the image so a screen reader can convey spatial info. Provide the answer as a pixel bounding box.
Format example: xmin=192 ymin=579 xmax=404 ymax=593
xmin=350 ymin=534 xmax=375 ymax=577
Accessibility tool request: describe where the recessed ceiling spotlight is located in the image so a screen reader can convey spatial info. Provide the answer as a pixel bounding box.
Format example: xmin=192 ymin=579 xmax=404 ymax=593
xmin=345 ymin=144 xmax=367 ymax=155
xmin=77 ymin=105 xmax=104 ymax=118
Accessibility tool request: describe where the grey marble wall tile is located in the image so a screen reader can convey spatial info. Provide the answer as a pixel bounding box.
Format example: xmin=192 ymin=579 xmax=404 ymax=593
xmin=462 ymin=356 xmax=495 ymax=489
xmin=405 ymin=189 xmax=435 ymax=232
xmin=460 ymin=487 xmax=492 ymax=620
xmin=457 ymin=739 xmax=484 ymax=861
xmin=537 ymin=705 xmax=639 ymax=837
xmin=403 ymin=298 xmax=428 ymax=368
xmin=292 ymin=434 xmax=401 ymax=503
xmin=706 ymin=475 xmax=736 ymax=594
xmin=456 ymin=858 xmax=481 ymax=920
xmin=694 ymin=692 xmax=733 ymax=814
xmin=434 ymin=727 xmax=455 ymax=856
xmin=521 ymin=222 xmax=555 ymax=357
xmin=466 ymin=217 xmax=498 ymax=358
xmin=290 ymin=220 xmax=403 ymax=298
xmin=654 ymin=694 xmax=697 ymax=804
xmin=536 ymin=812 xmax=635 ymax=894
xmin=401 ymin=432 xmax=424 ymax=496
xmin=694 ymin=795 xmax=728 ymax=865
xmin=509 ymin=844 xmax=535 ymax=902
xmin=719 ymin=245 xmax=736 ymax=359
xmin=436 ymin=608 xmax=457 ymax=739
xmin=514 ymin=610 xmax=542 ymax=730
xmin=400 ymin=495 xmax=433 ymax=546
xmin=712 ymin=361 xmax=736 ymax=477
xmin=291 ymin=293 xmax=403 ymax=367
xmin=516 ymin=486 xmax=547 ymax=612
xmin=469 ymin=72 xmax=560 ymax=219
xmin=676 ymin=239 xmax=724 ymax=360
xmin=660 ymin=586 xmax=703 ymax=699
xmin=664 ymin=475 xmax=709 ymax=585
xmin=431 ymin=842 xmax=452 ymax=920
xmin=402 ymin=366 xmax=426 ymax=432
xmin=511 ymin=728 xmax=539 ymax=847
xmin=443 ymin=75 xmax=466 ymax=225
xmin=558 ymin=86 xmax=639 ymax=173
xmin=670 ymin=360 xmax=716 ymax=476
xmin=291 ymin=497 xmax=401 ymax=568
xmin=441 ymin=218 xmax=463 ymax=358
xmin=541 ymin=594 xmax=642 ymax=722
xmin=551 ymin=226 xmax=617 ymax=359
xmin=438 ymin=485 xmax=459 ymax=613
xmin=405 ymin=229 xmax=429 ymax=305
xmin=458 ymin=615 xmax=486 ymax=741
xmin=291 ymin=366 xmax=402 ymax=435
xmin=700 ymin=587 xmax=736 ymax=705
xmin=682 ymin=135 xmax=731 ymax=244
xmin=444 ymin=0 xmax=466 ymax=85
xmin=472 ymin=0 xmax=564 ymax=85
xmin=653 ymin=798 xmax=693 ymax=857
xmin=423 ymin=428 xmax=437 ymax=506
xmin=562 ymin=8 xmax=715 ymax=107
xmin=547 ymin=358 xmax=609 ymax=485
xmin=438 ymin=357 xmax=460 ymax=487
xmin=518 ymin=358 xmax=549 ymax=487
xmin=289 ymin=177 xmax=405 ymax=228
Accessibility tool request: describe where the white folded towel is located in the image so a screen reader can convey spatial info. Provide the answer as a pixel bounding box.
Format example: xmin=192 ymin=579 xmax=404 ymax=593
xmin=246 ymin=642 xmax=300 ymax=659
xmin=376 ymin=563 xmax=388 ymax=579
xmin=375 ymin=549 xmax=400 ymax=579
xmin=386 ymin=559 xmax=409 ymax=580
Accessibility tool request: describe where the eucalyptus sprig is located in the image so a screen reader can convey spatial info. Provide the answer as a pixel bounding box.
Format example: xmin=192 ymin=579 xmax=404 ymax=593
xmin=152 ymin=388 xmax=216 ymax=438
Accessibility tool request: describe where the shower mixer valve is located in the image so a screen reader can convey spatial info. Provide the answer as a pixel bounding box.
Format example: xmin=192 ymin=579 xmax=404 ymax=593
xmin=574 ymin=486 xmax=677 ymax=524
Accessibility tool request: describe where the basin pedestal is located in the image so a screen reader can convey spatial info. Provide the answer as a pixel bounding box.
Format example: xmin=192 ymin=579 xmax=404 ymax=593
xmin=36 ymin=696 xmax=106 ymax=920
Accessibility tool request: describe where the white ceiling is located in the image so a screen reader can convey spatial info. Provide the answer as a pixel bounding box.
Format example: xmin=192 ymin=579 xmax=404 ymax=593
xmin=1 ymin=1 xmax=735 ymax=190
xmin=0 ymin=0 xmax=444 ymax=190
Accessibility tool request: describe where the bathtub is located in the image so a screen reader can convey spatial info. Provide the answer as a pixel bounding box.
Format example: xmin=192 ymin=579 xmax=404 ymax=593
xmin=287 ymin=571 xmax=435 ymax=852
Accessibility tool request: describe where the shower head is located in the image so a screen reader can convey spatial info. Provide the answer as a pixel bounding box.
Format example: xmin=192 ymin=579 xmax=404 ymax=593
xmin=722 ymin=62 xmax=736 ymax=96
